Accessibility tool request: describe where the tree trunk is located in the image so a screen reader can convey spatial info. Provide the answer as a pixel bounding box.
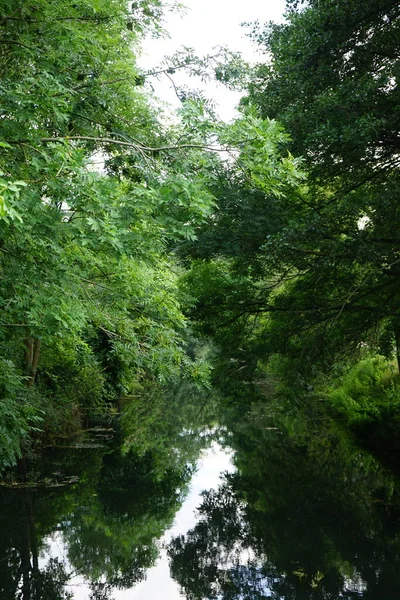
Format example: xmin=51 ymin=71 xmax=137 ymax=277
xmin=24 ymin=338 xmax=33 ymax=372
xmin=394 ymin=323 xmax=400 ymax=374
xmin=30 ymin=339 xmax=41 ymax=387
xmin=24 ymin=337 xmax=41 ymax=387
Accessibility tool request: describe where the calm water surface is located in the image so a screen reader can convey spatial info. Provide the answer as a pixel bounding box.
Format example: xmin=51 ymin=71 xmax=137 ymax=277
xmin=67 ymin=442 xmax=235 ymax=600
xmin=2 ymin=421 xmax=400 ymax=599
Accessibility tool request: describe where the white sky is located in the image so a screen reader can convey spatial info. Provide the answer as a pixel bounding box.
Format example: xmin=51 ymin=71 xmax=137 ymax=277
xmin=139 ymin=0 xmax=286 ymax=121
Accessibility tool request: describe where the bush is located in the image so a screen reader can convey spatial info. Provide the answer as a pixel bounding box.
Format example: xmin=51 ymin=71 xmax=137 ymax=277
xmin=0 ymin=359 xmax=41 ymax=470
xmin=325 ymin=357 xmax=399 ymax=426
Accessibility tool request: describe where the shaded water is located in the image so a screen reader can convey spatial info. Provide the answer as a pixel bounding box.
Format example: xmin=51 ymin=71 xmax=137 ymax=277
xmin=2 ymin=417 xmax=400 ymax=599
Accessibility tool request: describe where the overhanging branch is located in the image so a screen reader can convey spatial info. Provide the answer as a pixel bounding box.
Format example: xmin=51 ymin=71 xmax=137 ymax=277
xmin=10 ymin=136 xmax=231 ymax=154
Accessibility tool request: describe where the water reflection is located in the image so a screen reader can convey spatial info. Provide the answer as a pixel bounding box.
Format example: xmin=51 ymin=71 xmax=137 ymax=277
xmin=2 ymin=415 xmax=400 ymax=599
xmin=0 ymin=433 xmax=233 ymax=600
xmin=168 ymin=412 xmax=400 ymax=599
xmin=0 ymin=435 xmax=199 ymax=599
xmin=128 ymin=443 xmax=234 ymax=600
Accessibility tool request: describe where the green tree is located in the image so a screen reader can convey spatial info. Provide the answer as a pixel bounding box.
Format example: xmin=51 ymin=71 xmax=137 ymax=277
xmin=181 ymin=0 xmax=400 ymax=401
xmin=246 ymin=0 xmax=400 ymax=184
xmin=238 ymin=0 xmax=400 ymax=372
xmin=0 ymin=0 xmax=221 ymax=464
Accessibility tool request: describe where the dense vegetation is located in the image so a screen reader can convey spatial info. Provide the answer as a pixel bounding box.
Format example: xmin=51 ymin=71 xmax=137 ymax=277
xmin=1 ymin=1 xmax=400 ymax=598
xmin=0 ymin=0 xmax=230 ymax=465
xmin=180 ymin=0 xmax=400 ymax=458
xmin=1 ymin=0 xmax=400 ymax=474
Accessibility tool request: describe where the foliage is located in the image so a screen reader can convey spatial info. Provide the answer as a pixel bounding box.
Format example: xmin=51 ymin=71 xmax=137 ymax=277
xmin=237 ymin=0 xmax=400 ymax=370
xmin=0 ymin=359 xmax=40 ymax=468
xmin=0 ymin=0 xmax=232 ymax=464
xmin=325 ymin=357 xmax=395 ymax=422
xmin=246 ymin=0 xmax=400 ymax=182
xmin=178 ymin=0 xmax=400 ymax=444
xmin=319 ymin=356 xmax=400 ymax=461
xmin=145 ymin=45 xmax=252 ymax=93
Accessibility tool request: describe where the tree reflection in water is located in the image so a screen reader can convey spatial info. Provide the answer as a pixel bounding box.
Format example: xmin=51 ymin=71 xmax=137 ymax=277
xmin=2 ymin=410 xmax=400 ymax=599
xmin=168 ymin=411 xmax=400 ymax=600
xmin=0 ymin=438 xmax=195 ymax=600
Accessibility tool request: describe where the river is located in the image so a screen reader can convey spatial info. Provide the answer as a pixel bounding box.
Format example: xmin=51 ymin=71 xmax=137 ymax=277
xmin=1 ymin=415 xmax=400 ymax=599
xmin=67 ymin=442 xmax=235 ymax=600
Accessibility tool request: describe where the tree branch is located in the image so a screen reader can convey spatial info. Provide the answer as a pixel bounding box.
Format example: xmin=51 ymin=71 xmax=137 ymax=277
xmin=0 ymin=39 xmax=35 ymax=50
xmin=0 ymin=16 xmax=111 ymax=24
xmin=10 ymin=136 xmax=230 ymax=154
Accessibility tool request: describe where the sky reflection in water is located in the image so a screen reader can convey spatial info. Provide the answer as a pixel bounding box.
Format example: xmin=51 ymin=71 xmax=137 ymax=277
xmin=2 ymin=421 xmax=400 ymax=600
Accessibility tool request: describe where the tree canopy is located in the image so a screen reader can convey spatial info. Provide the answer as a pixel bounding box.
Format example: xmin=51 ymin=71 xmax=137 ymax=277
xmin=181 ymin=0 xmax=400 ymax=395
xmin=243 ymin=0 xmax=400 ymax=369
xmin=0 ymin=0 xmax=218 ymax=464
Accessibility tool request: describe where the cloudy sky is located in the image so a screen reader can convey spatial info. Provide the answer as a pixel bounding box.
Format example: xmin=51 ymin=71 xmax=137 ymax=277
xmin=140 ymin=0 xmax=286 ymax=120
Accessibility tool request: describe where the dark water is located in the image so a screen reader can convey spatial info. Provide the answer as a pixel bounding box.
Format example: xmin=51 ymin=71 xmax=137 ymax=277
xmin=2 ymin=417 xmax=400 ymax=599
